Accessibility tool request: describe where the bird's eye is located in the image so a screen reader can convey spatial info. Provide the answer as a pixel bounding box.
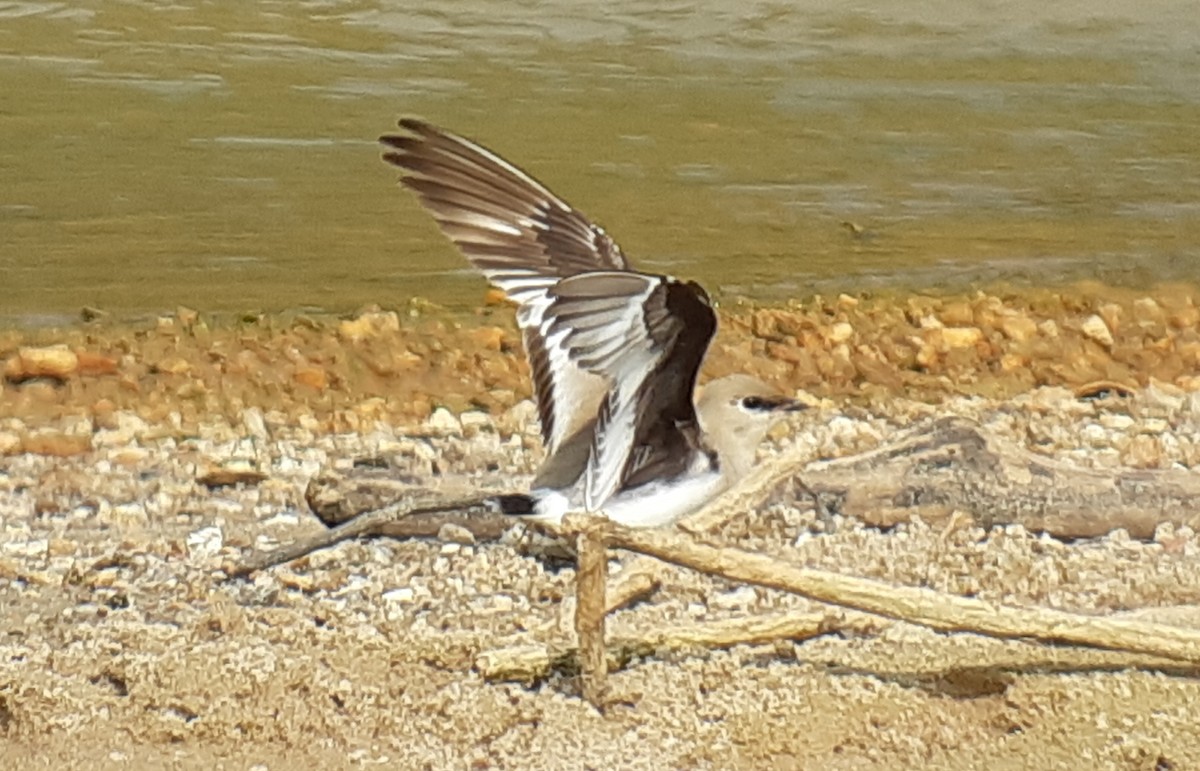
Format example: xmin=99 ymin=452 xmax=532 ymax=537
xmin=740 ymin=396 xmax=771 ymax=411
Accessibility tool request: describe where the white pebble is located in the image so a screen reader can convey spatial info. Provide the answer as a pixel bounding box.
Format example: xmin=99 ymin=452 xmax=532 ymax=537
xmin=382 ymin=587 xmax=414 ymax=603
xmin=186 ymin=526 xmax=224 ymax=559
xmin=426 ymin=408 xmax=461 ymax=434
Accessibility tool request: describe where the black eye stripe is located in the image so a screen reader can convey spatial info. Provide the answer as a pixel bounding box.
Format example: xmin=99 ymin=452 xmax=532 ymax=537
xmin=741 ymin=396 xmax=772 ymax=411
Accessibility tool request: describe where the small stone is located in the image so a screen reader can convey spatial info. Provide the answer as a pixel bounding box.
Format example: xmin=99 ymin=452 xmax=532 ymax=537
xmin=1081 ymin=314 xmax=1114 ymax=347
xmin=187 ymin=526 xmax=224 ymax=559
xmin=1140 ymin=418 xmax=1169 ymax=434
xmin=438 ymin=523 xmax=477 ymax=545
xmin=113 ymin=411 xmax=150 ymax=436
xmin=1169 ymin=303 xmax=1200 ymax=329
xmin=483 ymin=287 xmax=512 ymax=307
xmin=1099 ymin=414 xmax=1135 ymax=430
xmin=827 ymin=322 xmax=854 ymax=343
xmin=198 ymin=461 xmax=268 ymax=488
xmin=765 ymin=341 xmax=805 ymax=364
xmin=469 ymin=326 xmax=506 ymax=351
xmin=708 ymin=586 xmax=758 ymax=610
xmin=263 ymin=512 xmax=300 ymax=528
xmin=0 ymin=431 xmax=20 ymax=455
xmin=111 ymin=448 xmax=151 ymax=467
xmin=2 ymin=539 xmax=47 ymax=558
xmin=940 ymin=327 xmax=984 ymax=350
xmin=1122 ymin=434 xmax=1164 ymax=469
xmin=98 ymin=502 xmax=149 ymax=527
xmin=154 ymin=357 xmax=191 ymax=375
xmin=999 ymin=353 xmax=1028 ymax=373
xmin=276 ymin=570 xmax=316 ymax=593
xmin=502 ymin=400 xmax=539 ymax=434
xmin=176 ymin=306 xmax=200 ymax=327
xmin=382 ymin=587 xmax=415 ymax=603
xmin=75 ymin=351 xmax=119 ymax=376
xmin=941 ymin=301 xmax=975 ymax=327
xmin=1140 ymin=382 xmax=1185 ymax=413
xmin=1098 ymin=303 xmax=1123 ymax=335
xmin=460 ymin=411 xmax=492 ymax=433
xmin=242 ymin=407 xmax=268 ymax=440
xmin=426 ymin=407 xmax=461 ymax=434
xmin=1132 ymin=297 xmax=1165 ymax=326
xmin=21 ymin=432 xmax=92 ymax=457
xmin=4 ymin=345 xmax=79 ymax=383
xmin=338 ymin=311 xmax=400 ymax=343
xmin=293 ymin=366 xmax=328 ymax=390
xmin=47 ymin=538 xmax=76 ymax=557
xmin=999 ymin=314 xmax=1038 ymax=343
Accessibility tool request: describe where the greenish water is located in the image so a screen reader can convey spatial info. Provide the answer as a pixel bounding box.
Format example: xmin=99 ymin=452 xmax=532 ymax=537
xmin=1 ymin=1 xmax=1198 ymax=325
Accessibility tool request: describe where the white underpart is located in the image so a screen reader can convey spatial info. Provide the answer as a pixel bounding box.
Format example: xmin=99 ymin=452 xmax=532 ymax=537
xmin=526 ymin=466 xmax=725 ymax=528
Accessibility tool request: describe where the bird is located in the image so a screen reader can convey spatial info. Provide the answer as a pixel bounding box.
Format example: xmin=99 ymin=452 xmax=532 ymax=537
xmin=380 ymin=119 xmax=805 ymax=528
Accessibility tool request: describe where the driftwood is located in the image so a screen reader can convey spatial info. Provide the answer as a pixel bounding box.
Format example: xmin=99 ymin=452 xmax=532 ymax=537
xmin=526 ymin=515 xmax=1200 ymax=704
xmin=801 ymin=416 xmax=1200 ymax=539
xmin=228 ymin=416 xmax=1200 ymax=707
xmin=476 ymin=514 xmax=1200 ymax=705
xmin=476 ymin=609 xmax=860 ymax=682
xmin=573 ymin=520 xmax=610 ymax=705
xmin=293 ymin=417 xmax=1200 ymax=544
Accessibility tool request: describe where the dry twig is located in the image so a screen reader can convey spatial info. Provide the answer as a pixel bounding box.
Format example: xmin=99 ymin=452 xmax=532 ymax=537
xmin=595 ymin=519 xmax=1200 ymax=664
xmin=476 ymin=609 xmax=858 ymax=682
xmin=570 ymin=515 xmax=610 ymax=706
xmin=228 ymin=496 xmax=493 ymax=577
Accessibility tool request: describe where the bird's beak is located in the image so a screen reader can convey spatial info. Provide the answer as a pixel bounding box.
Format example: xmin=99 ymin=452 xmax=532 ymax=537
xmin=764 ymin=395 xmax=808 ymax=413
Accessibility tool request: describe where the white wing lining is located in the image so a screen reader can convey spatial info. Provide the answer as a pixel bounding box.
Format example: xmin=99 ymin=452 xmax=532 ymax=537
xmin=539 ymin=273 xmax=667 ymax=510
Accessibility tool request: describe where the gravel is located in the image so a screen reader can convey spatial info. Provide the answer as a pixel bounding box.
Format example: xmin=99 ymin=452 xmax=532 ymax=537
xmin=3 ymin=379 xmax=1200 ymax=768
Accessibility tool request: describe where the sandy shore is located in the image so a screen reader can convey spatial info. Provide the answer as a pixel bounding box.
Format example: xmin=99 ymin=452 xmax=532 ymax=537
xmin=2 ymin=283 xmax=1200 ymax=769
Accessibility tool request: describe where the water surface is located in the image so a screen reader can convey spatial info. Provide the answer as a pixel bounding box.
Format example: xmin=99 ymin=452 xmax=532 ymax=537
xmin=1 ymin=1 xmax=1198 ymax=323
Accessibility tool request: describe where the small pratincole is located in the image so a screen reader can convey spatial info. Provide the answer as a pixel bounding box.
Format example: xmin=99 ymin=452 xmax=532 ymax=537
xmin=381 ymin=119 xmax=804 ymax=527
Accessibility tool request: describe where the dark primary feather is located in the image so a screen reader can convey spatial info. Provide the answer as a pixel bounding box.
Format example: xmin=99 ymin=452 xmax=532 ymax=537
xmin=619 ymin=279 xmax=718 ymax=489
xmin=381 ymin=119 xmax=719 ymax=498
xmin=380 ymin=119 xmax=629 ymax=278
xmin=544 ymin=273 xmax=718 ymax=493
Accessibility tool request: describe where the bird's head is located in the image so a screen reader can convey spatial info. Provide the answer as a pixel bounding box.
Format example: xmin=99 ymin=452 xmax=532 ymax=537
xmin=696 ymin=374 xmax=807 ymax=474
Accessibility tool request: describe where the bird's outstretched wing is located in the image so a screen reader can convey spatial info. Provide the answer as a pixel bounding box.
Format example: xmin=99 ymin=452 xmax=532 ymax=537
xmin=382 ymin=120 xmax=718 ymax=511
xmin=381 ymin=119 xmax=630 ymax=453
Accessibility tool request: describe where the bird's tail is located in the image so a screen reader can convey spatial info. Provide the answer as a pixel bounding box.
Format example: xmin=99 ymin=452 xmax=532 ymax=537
xmin=486 ymin=493 xmax=538 ymax=516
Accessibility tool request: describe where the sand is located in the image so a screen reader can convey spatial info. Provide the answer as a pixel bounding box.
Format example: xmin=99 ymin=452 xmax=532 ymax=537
xmin=2 ymin=287 xmax=1200 ymax=769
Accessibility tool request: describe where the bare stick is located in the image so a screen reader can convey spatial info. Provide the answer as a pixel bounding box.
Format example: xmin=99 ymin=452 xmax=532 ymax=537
xmin=227 ymin=496 xmax=492 ymax=577
xmin=599 ymin=520 xmax=1200 ymax=664
xmin=570 ymin=515 xmax=610 ymax=707
xmin=605 ymin=560 xmax=663 ymax=613
xmin=477 ymin=609 xmax=848 ymax=682
xmin=680 ymin=442 xmax=810 ymax=534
